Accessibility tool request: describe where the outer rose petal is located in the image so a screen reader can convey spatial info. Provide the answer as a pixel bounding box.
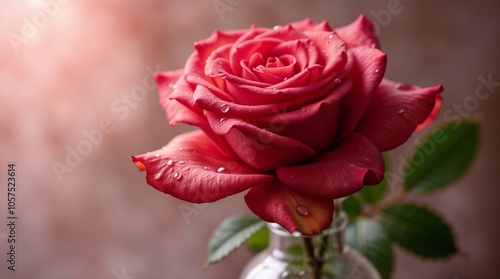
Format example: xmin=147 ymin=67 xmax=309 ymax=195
xmin=277 ymin=133 xmax=385 ymax=199
xmin=206 ymin=114 xmax=317 ymax=170
xmin=416 ymin=94 xmax=443 ymax=131
xmin=157 ymin=71 xmax=236 ymax=157
xmin=290 ymin=18 xmax=332 ymax=32
xmin=335 ymin=15 xmax=380 ymax=49
xmin=157 ymin=71 xmax=206 ymax=127
xmin=132 ymin=130 xmax=274 ymax=203
xmin=339 ymin=47 xmax=387 ymax=138
xmin=355 ymin=79 xmax=444 ymax=151
xmin=194 ymin=29 xmax=246 ymax=64
xmin=245 ymin=181 xmax=334 ymax=235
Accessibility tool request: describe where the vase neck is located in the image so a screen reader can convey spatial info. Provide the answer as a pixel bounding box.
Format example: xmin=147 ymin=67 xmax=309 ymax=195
xmin=266 ymin=199 xmax=348 ymax=262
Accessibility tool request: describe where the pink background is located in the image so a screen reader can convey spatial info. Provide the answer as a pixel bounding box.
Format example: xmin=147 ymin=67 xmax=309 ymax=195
xmin=1 ymin=0 xmax=499 ymax=278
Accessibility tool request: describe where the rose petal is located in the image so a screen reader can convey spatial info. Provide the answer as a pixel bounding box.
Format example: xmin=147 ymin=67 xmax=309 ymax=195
xmin=206 ymin=114 xmax=317 ymax=170
xmin=416 ymin=94 xmax=443 ymax=131
xmin=229 ymin=38 xmax=283 ymax=77
xmin=132 ymin=130 xmax=274 ymax=203
xmin=339 ymin=47 xmax=387 ymax=138
xmin=193 ymin=85 xmax=295 ymax=115
xmin=245 ymin=181 xmax=334 ymax=235
xmin=302 ymin=30 xmax=347 ymax=75
xmin=277 ymin=133 xmax=385 ymax=198
xmin=335 ymin=15 xmax=380 ymax=49
xmin=157 ymin=70 xmax=236 ymax=157
xmin=194 ymin=29 xmax=246 ymax=64
xmin=355 ymin=79 xmax=444 ymax=151
xmin=258 ymin=79 xmax=352 ymax=152
xmin=156 ymin=70 xmax=204 ymax=126
xmin=291 ymin=18 xmax=332 ymax=32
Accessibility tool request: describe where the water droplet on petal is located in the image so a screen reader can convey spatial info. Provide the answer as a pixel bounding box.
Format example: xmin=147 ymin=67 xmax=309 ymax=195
xmin=203 ymin=166 xmax=211 ymax=170
xmin=398 ymin=109 xmax=405 ymax=114
xmin=154 ymin=154 xmax=160 ymax=158
xmin=178 ymin=160 xmax=186 ymax=164
xmin=296 ymin=204 xmax=310 ymax=216
xmin=283 ymin=77 xmax=288 ymax=81
xmin=334 ymin=78 xmax=342 ymax=84
xmin=173 ymin=172 xmax=182 ymax=180
xmin=220 ymin=103 xmax=230 ymax=113
xmin=328 ymin=33 xmax=335 ymax=39
xmin=273 ymin=25 xmax=281 ymax=30
xmin=167 ymin=160 xmax=174 ymax=166
xmin=370 ymin=43 xmax=377 ymax=48
xmin=216 ymin=167 xmax=226 ymax=173
xmin=220 ymin=118 xmax=227 ymax=123
xmin=301 ymin=107 xmax=306 ymax=112
xmin=172 ymin=84 xmax=178 ymax=89
xmin=375 ymin=69 xmax=380 ymax=73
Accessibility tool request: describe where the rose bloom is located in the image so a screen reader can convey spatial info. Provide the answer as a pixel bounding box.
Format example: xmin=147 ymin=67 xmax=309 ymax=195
xmin=133 ymin=16 xmax=442 ymax=235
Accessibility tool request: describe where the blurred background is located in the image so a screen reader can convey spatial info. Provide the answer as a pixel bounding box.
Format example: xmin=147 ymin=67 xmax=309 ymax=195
xmin=0 ymin=0 xmax=499 ymax=278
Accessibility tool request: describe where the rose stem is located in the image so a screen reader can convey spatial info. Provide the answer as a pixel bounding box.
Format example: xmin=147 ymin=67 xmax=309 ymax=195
xmin=302 ymin=237 xmax=321 ymax=279
xmin=363 ymin=187 xmax=407 ymax=216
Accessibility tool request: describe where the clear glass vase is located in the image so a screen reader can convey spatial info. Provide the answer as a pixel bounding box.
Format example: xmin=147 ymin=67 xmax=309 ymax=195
xmin=239 ymin=199 xmax=381 ymax=279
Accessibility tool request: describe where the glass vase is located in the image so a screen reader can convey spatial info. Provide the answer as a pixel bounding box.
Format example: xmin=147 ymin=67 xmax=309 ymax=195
xmin=239 ymin=199 xmax=381 ymax=279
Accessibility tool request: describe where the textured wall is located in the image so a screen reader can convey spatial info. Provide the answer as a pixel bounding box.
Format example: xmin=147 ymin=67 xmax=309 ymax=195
xmin=0 ymin=0 xmax=499 ymax=278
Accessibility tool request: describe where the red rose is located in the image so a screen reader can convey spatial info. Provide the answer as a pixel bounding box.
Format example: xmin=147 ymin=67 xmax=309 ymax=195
xmin=132 ymin=16 xmax=443 ymax=235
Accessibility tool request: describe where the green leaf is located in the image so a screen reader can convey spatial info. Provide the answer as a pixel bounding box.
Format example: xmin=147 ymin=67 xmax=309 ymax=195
xmin=404 ymin=120 xmax=479 ymax=193
xmin=346 ymin=217 xmax=393 ymax=279
xmin=246 ymin=225 xmax=269 ymax=253
xmin=358 ymin=154 xmax=389 ymax=204
xmin=205 ymin=214 xmax=265 ymax=267
xmin=377 ymin=204 xmax=457 ymax=258
xmin=343 ymin=196 xmax=362 ymax=221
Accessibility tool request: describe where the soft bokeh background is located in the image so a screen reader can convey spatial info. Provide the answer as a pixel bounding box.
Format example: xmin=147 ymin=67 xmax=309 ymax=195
xmin=1 ymin=0 xmax=499 ymax=278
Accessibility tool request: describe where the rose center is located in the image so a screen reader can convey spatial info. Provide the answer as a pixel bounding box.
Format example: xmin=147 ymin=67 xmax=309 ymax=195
xmin=252 ymin=54 xmax=296 ymax=82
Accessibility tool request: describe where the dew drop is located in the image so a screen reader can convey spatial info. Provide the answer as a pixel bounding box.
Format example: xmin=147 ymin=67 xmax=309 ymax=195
xmin=220 ymin=118 xmax=227 ymax=123
xmin=374 ymin=69 xmax=380 ymax=73
xmin=216 ymin=167 xmax=226 ymax=173
xmin=273 ymin=25 xmax=280 ymax=30
xmin=301 ymin=107 xmax=306 ymax=112
xmin=154 ymin=154 xmax=160 ymax=158
xmin=328 ymin=33 xmax=334 ymax=39
xmin=334 ymin=78 xmax=342 ymax=84
xmin=203 ymin=166 xmax=211 ymax=170
xmin=220 ymin=103 xmax=230 ymax=113
xmin=283 ymin=77 xmax=288 ymax=81
xmin=178 ymin=160 xmax=186 ymax=164
xmin=296 ymin=204 xmax=310 ymax=216
xmin=167 ymin=160 xmax=174 ymax=166
xmin=172 ymin=84 xmax=178 ymax=89
xmin=398 ymin=109 xmax=405 ymax=114
xmin=173 ymin=172 xmax=182 ymax=180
